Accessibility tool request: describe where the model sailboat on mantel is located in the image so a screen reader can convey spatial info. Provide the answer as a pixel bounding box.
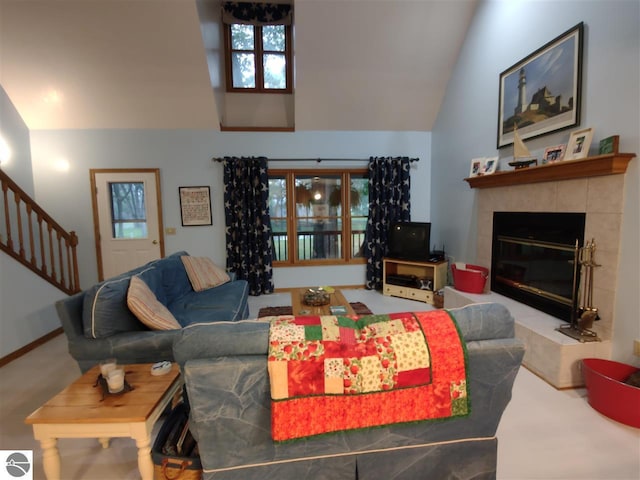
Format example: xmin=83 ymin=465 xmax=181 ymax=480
xmin=508 ymin=126 xmax=538 ymax=169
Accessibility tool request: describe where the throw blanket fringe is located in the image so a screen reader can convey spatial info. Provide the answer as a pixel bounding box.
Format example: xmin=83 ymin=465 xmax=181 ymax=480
xmin=268 ymin=310 xmax=469 ymax=441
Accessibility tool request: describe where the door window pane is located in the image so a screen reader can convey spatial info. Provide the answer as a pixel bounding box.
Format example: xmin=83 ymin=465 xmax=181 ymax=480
xmin=109 ymin=182 xmax=148 ymax=239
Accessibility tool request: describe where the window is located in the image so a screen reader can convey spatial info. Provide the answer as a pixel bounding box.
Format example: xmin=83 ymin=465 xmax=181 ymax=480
xmin=109 ymin=182 xmax=148 ymax=239
xmin=224 ymin=23 xmax=292 ymax=93
xmin=268 ymin=170 xmax=369 ymax=265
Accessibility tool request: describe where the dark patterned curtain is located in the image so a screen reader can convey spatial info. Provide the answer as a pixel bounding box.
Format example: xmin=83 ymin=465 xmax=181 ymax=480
xmin=223 ymin=157 xmax=274 ymax=295
xmin=222 ymin=2 xmax=292 ymax=25
xmin=364 ymin=157 xmax=411 ymax=290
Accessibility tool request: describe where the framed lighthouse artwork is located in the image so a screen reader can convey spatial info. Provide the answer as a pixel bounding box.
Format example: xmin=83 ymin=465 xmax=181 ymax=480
xmin=497 ymin=23 xmax=584 ymax=148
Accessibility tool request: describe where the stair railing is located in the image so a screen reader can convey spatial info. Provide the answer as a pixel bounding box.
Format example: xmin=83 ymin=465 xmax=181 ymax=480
xmin=0 ymin=168 xmax=80 ymax=295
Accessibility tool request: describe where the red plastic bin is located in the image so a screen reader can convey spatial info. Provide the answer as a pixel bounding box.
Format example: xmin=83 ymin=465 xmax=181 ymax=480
xmin=581 ymin=358 xmax=640 ymax=428
xmin=451 ymin=263 xmax=489 ymax=294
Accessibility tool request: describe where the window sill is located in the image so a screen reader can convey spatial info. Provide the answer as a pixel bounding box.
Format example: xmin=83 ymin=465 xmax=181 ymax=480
xmin=219 ymin=124 xmax=295 ymax=132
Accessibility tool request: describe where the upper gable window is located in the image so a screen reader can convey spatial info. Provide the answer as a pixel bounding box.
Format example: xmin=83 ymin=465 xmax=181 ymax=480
xmin=222 ymin=2 xmax=293 ymax=94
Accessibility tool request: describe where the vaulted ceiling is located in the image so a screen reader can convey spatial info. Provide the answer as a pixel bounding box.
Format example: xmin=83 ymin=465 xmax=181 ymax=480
xmin=0 ymin=0 xmax=477 ymax=131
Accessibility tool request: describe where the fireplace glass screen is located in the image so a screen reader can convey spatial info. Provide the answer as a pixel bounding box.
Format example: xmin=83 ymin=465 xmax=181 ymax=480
xmin=491 ymin=212 xmax=585 ymax=322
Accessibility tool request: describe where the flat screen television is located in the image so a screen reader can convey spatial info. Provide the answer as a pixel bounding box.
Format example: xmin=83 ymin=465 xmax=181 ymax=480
xmin=387 ymin=222 xmax=431 ymax=261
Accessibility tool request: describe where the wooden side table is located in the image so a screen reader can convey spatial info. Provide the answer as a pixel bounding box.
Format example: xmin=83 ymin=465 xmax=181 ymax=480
xmin=25 ymin=363 xmax=182 ymax=480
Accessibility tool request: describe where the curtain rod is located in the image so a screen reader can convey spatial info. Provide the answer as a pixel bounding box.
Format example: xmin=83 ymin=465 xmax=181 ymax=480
xmin=211 ymin=157 xmax=419 ymax=163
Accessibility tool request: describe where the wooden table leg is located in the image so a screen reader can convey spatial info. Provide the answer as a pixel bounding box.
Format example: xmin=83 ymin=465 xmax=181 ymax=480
xmin=40 ymin=437 xmax=61 ymax=480
xmin=135 ymin=435 xmax=154 ymax=480
xmin=99 ymin=437 xmax=110 ymax=448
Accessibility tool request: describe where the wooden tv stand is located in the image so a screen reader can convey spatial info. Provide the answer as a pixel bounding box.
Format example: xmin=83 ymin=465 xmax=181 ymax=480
xmin=383 ymin=258 xmax=448 ymax=304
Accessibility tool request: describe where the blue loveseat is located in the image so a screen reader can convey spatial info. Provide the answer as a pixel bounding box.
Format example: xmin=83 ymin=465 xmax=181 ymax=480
xmin=172 ymin=302 xmax=525 ymax=480
xmin=56 ymin=251 xmax=250 ymax=372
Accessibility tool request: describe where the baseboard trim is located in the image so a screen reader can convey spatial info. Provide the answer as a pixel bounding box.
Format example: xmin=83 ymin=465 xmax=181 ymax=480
xmin=0 ymin=327 xmax=63 ymax=368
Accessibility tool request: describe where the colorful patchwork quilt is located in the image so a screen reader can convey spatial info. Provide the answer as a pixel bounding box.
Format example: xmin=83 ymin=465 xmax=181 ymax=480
xmin=267 ymin=310 xmax=469 ymax=441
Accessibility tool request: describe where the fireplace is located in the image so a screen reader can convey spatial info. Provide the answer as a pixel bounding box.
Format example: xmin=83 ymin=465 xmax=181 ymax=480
xmin=491 ymin=212 xmax=586 ymax=322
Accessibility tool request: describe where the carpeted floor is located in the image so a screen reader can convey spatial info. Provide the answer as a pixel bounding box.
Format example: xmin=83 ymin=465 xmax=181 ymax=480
xmin=258 ymin=302 xmax=372 ymax=317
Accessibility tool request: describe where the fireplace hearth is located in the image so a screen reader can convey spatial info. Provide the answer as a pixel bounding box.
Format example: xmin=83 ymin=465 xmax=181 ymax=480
xmin=469 ymin=163 xmax=634 ymax=386
xmin=491 ymin=212 xmax=586 ymax=322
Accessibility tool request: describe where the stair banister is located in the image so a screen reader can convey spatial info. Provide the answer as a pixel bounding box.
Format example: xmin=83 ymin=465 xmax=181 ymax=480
xmin=0 ymin=168 xmax=80 ymax=295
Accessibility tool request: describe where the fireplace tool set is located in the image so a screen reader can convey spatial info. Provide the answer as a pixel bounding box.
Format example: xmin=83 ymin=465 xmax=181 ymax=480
xmin=558 ymin=238 xmax=601 ymax=342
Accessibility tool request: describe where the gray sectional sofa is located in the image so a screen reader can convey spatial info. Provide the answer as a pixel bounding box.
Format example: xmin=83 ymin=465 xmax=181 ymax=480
xmin=172 ymin=302 xmax=526 ymax=480
xmin=56 ymin=251 xmax=250 ymax=372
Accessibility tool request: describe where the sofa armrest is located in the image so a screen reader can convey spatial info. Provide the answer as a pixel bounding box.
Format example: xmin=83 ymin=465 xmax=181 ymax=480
xmin=173 ymin=320 xmax=270 ymax=366
xmin=56 ymin=293 xmax=181 ymax=371
xmin=447 ymin=303 xmax=515 ymax=341
xmin=56 ymin=292 xmax=86 ymax=341
xmin=68 ymin=329 xmax=180 ymax=372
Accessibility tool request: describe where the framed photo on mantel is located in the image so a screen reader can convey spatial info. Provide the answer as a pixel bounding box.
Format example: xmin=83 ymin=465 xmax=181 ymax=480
xmin=542 ymin=144 xmax=566 ymax=164
xmin=598 ymin=135 xmax=619 ymax=155
xmin=469 ymin=157 xmax=485 ymax=177
xmin=497 ymin=23 xmax=584 ymax=148
xmin=564 ymin=127 xmax=594 ymax=161
xmin=482 ymin=156 xmax=499 ymax=175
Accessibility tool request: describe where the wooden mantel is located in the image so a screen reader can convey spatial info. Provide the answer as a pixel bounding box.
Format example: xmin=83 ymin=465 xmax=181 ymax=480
xmin=464 ymin=153 xmax=636 ymax=189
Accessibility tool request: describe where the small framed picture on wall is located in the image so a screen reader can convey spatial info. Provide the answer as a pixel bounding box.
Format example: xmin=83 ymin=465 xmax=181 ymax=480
xmin=179 ymin=186 xmax=212 ymax=226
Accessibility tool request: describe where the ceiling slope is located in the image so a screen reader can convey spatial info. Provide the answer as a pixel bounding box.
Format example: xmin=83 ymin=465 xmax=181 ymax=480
xmin=294 ymin=0 xmax=477 ymax=131
xmin=0 ymin=0 xmax=476 ymax=131
xmin=0 ymin=0 xmax=219 ymax=130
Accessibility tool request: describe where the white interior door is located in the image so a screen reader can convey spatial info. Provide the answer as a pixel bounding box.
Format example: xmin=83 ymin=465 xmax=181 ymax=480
xmin=91 ymin=169 xmax=164 ymax=280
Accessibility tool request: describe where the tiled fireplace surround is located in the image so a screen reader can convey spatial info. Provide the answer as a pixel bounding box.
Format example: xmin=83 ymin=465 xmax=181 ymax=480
xmin=445 ymin=172 xmax=628 ymax=388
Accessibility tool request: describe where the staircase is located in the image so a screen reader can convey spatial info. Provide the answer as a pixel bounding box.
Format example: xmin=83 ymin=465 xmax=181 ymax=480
xmin=1 ymin=168 xmax=80 ymax=295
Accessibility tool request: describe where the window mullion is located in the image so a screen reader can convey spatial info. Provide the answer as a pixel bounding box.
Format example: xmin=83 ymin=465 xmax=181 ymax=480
xmin=343 ymin=172 xmax=352 ymax=261
xmin=256 ymin=25 xmax=264 ymax=92
xmin=285 ymin=25 xmax=293 ymax=91
xmin=287 ymin=173 xmax=297 ymax=264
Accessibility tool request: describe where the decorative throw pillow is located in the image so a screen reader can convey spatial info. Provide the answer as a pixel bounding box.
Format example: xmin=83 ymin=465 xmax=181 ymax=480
xmin=181 ymin=256 xmax=231 ymax=292
xmin=127 ymin=276 xmax=181 ymax=330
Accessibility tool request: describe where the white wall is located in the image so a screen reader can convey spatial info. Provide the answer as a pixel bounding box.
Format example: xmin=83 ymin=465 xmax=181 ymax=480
xmin=431 ymin=0 xmax=639 ymax=365
xmin=29 ymin=129 xmax=431 ymax=290
xmin=1 ymin=86 xmax=64 ymax=358
xmin=0 ymin=256 xmax=65 ymax=357
xmin=0 ymin=87 xmax=33 ymax=194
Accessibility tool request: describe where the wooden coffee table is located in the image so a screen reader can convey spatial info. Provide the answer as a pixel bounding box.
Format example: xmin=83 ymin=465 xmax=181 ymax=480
xmin=290 ymin=287 xmax=356 ymax=316
xmin=25 ymin=363 xmax=182 ymax=480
